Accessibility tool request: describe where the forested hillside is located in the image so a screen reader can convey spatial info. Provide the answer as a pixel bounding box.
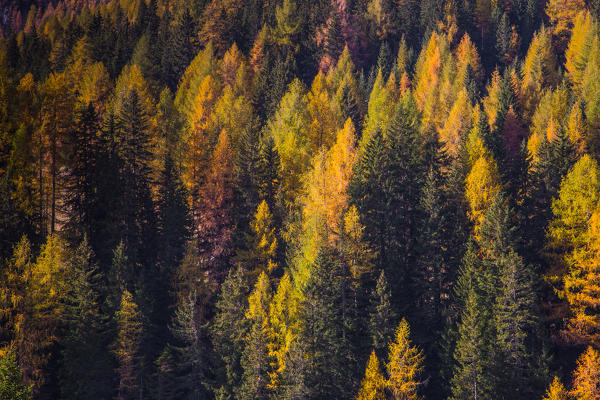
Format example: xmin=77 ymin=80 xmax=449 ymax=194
xmin=1 ymin=0 xmax=600 ymax=399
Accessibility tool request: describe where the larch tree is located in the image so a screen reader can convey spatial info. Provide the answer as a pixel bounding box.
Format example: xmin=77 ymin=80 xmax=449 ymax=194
xmin=570 ymin=346 xmax=600 ymax=400
xmin=114 ymin=290 xmax=143 ymax=400
xmin=182 ymin=75 xmax=220 ymax=231
xmin=465 ymin=154 xmax=502 ymax=239
xmin=0 ymin=346 xmax=31 ymax=400
xmin=241 ymin=271 xmax=273 ymax=400
xmin=196 ymin=128 xmax=235 ymax=281
xmin=357 ymin=351 xmax=387 ymax=400
xmin=543 ymin=377 xmax=569 ymax=400
xmin=546 ymin=0 xmax=587 ymax=49
xmin=386 ymin=318 xmax=425 ymax=400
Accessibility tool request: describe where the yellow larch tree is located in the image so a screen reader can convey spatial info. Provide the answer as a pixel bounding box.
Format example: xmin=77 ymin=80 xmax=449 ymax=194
xmin=356 ymin=351 xmax=387 ymax=400
xmin=570 ymin=346 xmax=600 ymax=400
xmin=543 ymin=376 xmax=569 ymax=400
xmin=385 ymin=318 xmax=425 ymax=400
xmin=465 ymin=154 xmax=502 ymax=238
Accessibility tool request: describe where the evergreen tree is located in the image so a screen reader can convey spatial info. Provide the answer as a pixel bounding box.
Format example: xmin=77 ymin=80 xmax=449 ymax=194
xmin=60 ymin=238 xmax=112 ymax=400
xmin=283 ymin=248 xmax=356 ymax=399
xmin=211 ymin=266 xmax=251 ymax=399
xmin=351 ymin=96 xmax=425 ymax=312
xmin=0 ymin=346 xmax=31 ymax=400
xmin=369 ymin=270 xmax=397 ymax=358
xmin=169 ymin=292 xmax=210 ymax=400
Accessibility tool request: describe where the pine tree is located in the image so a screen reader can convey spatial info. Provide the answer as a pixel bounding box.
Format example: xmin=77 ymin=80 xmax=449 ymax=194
xmin=385 ymin=318 xmax=425 ymax=400
xmin=114 ymin=290 xmax=143 ymax=400
xmin=357 ymin=351 xmax=387 ymax=400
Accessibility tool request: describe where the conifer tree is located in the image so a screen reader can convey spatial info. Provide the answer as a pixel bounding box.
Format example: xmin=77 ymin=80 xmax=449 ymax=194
xmin=284 ymin=248 xmax=356 ymax=399
xmin=357 ymin=351 xmax=387 ymax=400
xmin=386 ymin=318 xmax=425 ymax=400
xmin=114 ymin=290 xmax=143 ymax=400
xmin=0 ymin=346 xmax=31 ymax=400
xmin=211 ymin=266 xmax=251 ymax=399
xmin=169 ymin=291 xmax=210 ymax=400
xmin=60 ymin=238 xmax=112 ymax=400
xmin=543 ymin=377 xmax=569 ymax=400
xmin=571 ymin=346 xmax=600 ymax=400
xmin=370 ymin=270 xmax=397 ymax=358
xmin=241 ymin=272 xmax=273 ymax=400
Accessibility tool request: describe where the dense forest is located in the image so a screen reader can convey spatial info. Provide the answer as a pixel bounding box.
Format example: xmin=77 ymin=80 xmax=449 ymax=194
xmin=1 ymin=0 xmax=600 ymax=399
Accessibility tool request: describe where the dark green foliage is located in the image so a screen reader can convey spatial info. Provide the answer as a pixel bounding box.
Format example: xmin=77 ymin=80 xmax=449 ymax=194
xmin=210 ymin=266 xmax=251 ymax=399
xmin=351 ymin=98 xmax=425 ymax=313
xmin=282 ymin=248 xmax=357 ymax=399
xmin=60 ymin=238 xmax=113 ymax=400
xmin=0 ymin=346 xmax=31 ymax=400
xmin=169 ymin=292 xmax=210 ymax=400
xmin=369 ymin=270 xmax=396 ymax=358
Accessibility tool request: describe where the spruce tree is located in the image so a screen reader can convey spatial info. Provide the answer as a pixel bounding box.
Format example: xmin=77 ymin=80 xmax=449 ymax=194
xmin=283 ymin=248 xmax=356 ymax=399
xmin=369 ymin=270 xmax=397 ymax=358
xmin=169 ymin=292 xmax=210 ymax=400
xmin=211 ymin=266 xmax=251 ymax=399
xmin=60 ymin=238 xmax=112 ymax=400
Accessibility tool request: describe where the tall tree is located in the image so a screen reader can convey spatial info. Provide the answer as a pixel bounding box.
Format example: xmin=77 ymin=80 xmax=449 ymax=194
xmin=386 ymin=318 xmax=425 ymax=400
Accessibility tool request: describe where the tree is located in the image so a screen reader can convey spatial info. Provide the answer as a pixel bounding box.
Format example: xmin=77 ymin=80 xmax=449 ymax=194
xmin=543 ymin=377 xmax=568 ymax=400
xmin=465 ymin=155 xmax=502 ymax=238
xmin=370 ymin=270 xmax=397 ymax=358
xmin=351 ymin=96 xmax=425 ymax=311
xmin=114 ymin=290 xmax=143 ymax=400
xmin=117 ymin=88 xmax=157 ymax=272
xmin=40 ymin=72 xmax=75 ymax=234
xmin=169 ymin=292 xmax=209 ymax=400
xmin=545 ymin=0 xmax=586 ymax=44
xmin=241 ymin=272 xmax=273 ymax=400
xmin=357 ymin=351 xmax=386 ymax=400
xmin=571 ymin=346 xmax=600 ymax=400
xmin=284 ymin=248 xmax=356 ymax=399
xmin=0 ymin=346 xmax=31 ymax=400
xmin=60 ymin=238 xmax=112 ymax=400
xmin=386 ymin=318 xmax=425 ymax=400
xmin=236 ymin=200 xmax=278 ymax=279
xmin=211 ymin=266 xmax=251 ymax=399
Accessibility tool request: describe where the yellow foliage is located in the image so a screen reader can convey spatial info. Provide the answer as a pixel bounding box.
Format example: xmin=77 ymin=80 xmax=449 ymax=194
xmin=386 ymin=319 xmax=425 ymax=400
xmin=465 ymin=155 xmax=501 ymax=238
xmin=439 ymin=89 xmax=472 ymax=157
xmin=571 ymin=346 xmax=600 ymax=400
xmin=543 ymin=377 xmax=569 ymax=400
xmin=566 ymin=11 xmax=597 ymax=89
xmin=546 ymin=0 xmax=587 ymax=39
xmin=356 ymin=351 xmax=386 ymax=400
